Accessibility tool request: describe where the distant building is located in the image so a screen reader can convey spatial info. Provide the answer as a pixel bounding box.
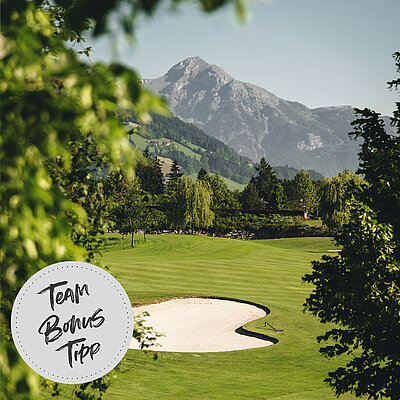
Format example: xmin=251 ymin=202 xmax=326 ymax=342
xmin=124 ymin=121 xmax=140 ymax=128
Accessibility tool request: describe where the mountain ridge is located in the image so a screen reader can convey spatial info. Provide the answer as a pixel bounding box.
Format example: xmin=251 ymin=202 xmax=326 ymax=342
xmin=143 ymin=56 xmax=394 ymax=176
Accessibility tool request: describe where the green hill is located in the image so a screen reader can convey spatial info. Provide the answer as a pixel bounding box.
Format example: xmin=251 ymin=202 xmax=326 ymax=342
xmin=126 ymin=114 xmax=254 ymax=184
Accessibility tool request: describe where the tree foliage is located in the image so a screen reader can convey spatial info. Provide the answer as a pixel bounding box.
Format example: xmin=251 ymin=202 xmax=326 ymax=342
xmin=303 ymin=52 xmax=400 ymax=399
xmin=198 ymin=171 xmax=239 ymax=211
xmin=273 ymin=164 xmax=323 ymax=181
xmin=197 ymin=167 xmax=209 ymax=181
xmin=274 ymin=181 xmax=286 ymax=211
xmin=318 ymin=170 xmax=365 ymax=232
xmin=286 ymin=170 xmax=317 ymax=213
xmin=110 ymin=179 xmax=148 ymax=247
xmin=1 ymin=0 xmax=245 ymax=397
xmin=136 ymin=153 xmax=165 ymax=195
xmin=167 ymin=159 xmax=183 ymax=192
xmin=239 ymin=181 xmax=263 ymax=210
xmin=0 ymin=5 xmax=144 ymax=397
xmin=167 ymin=177 xmax=214 ymax=230
xmin=250 ymin=157 xmax=278 ymax=208
xmin=188 ymin=180 xmax=214 ymax=230
xmin=44 ymin=134 xmax=111 ymax=260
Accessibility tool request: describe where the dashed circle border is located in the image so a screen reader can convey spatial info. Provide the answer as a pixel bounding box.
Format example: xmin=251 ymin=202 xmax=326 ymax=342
xmin=11 ymin=261 xmax=133 ymax=384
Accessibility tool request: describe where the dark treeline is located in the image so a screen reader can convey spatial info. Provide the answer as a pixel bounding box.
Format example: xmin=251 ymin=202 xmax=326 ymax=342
xmin=45 ymin=138 xmax=361 ymax=247
xmin=273 ymin=165 xmax=323 ymax=181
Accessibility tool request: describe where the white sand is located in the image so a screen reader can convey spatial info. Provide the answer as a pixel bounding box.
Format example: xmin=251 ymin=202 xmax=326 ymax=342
xmin=129 ymin=298 xmax=274 ymax=352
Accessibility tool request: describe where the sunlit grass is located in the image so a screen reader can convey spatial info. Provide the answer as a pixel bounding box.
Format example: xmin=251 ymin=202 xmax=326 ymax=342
xmin=42 ymin=234 xmax=355 ymax=400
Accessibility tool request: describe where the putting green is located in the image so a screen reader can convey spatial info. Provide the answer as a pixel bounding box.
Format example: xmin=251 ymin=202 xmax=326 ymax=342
xmin=41 ymin=234 xmax=356 ymax=399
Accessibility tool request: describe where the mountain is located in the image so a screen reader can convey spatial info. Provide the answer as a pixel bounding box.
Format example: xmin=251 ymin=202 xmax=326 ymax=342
xmin=143 ymin=56 xmax=394 ymax=177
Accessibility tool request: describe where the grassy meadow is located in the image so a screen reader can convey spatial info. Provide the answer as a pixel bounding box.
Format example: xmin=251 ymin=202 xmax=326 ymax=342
xmin=130 ymin=133 xmax=202 ymax=160
xmin=189 ymin=173 xmax=246 ymax=191
xmin=42 ymin=234 xmax=356 ymax=400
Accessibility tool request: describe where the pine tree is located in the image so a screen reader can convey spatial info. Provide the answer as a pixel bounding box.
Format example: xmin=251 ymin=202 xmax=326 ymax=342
xmin=135 ymin=154 xmax=165 ymax=195
xmin=251 ymin=157 xmax=278 ymax=208
xmin=167 ymin=159 xmax=183 ymax=191
xmin=239 ymin=181 xmax=263 ymax=210
xmin=143 ymin=146 xmax=151 ymax=158
xmin=197 ymin=167 xmax=209 ymax=181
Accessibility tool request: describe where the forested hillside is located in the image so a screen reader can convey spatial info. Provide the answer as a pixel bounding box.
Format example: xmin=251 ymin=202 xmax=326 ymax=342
xmin=125 ymin=113 xmax=254 ymax=183
xmin=126 ymin=114 xmax=323 ymax=183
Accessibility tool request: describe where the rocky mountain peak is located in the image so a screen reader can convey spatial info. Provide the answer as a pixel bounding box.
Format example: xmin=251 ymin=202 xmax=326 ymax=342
xmin=143 ymin=58 xmax=393 ymax=176
xmin=176 ymin=56 xmax=208 ymax=67
xmin=167 ymin=56 xmax=209 ymax=76
xmin=165 ymin=56 xmax=233 ymax=85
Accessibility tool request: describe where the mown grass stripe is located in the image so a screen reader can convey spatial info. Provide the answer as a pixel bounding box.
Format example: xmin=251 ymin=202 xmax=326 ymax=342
xmin=41 ymin=234 xmax=353 ymax=400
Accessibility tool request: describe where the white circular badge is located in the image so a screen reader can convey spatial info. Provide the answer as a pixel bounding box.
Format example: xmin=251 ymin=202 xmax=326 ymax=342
xmin=11 ymin=261 xmax=133 ymax=384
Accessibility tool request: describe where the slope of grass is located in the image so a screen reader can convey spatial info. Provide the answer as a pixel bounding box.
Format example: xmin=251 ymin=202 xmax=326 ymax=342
xmin=222 ymin=176 xmax=246 ymax=191
xmin=130 ymin=133 xmax=247 ymax=189
xmin=129 ymin=132 xmax=148 ymax=149
xmin=130 ymin=133 xmax=202 ymax=160
xmin=157 ymin=156 xmax=173 ymax=175
xmin=188 ymin=173 xmax=246 ymax=191
xmin=42 ymin=235 xmax=355 ymax=400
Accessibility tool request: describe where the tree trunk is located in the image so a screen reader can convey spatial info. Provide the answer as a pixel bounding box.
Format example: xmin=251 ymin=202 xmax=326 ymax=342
xmin=144 ymin=231 xmax=146 ymax=242
xmin=131 ymin=232 xmax=134 ymax=247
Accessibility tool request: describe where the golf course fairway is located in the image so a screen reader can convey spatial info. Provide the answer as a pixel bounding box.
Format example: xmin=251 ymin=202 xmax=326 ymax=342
xmin=41 ymin=234 xmax=357 ymax=400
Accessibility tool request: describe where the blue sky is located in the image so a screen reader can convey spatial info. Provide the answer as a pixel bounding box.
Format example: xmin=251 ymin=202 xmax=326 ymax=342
xmin=88 ymin=0 xmax=399 ymax=115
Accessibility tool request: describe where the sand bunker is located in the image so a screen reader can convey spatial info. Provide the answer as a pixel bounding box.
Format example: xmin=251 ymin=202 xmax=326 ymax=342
xmin=129 ymin=297 xmax=275 ymax=352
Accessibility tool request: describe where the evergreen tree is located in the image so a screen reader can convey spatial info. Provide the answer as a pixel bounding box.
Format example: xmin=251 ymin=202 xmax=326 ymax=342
xmin=135 ymin=155 xmax=164 ymax=195
xmin=167 ymin=159 xmax=183 ymax=191
xmin=143 ymin=146 xmax=151 ymax=158
xmin=251 ymin=157 xmax=278 ymax=208
xmin=197 ymin=167 xmax=209 ymax=181
xmin=239 ymin=181 xmax=263 ymax=210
